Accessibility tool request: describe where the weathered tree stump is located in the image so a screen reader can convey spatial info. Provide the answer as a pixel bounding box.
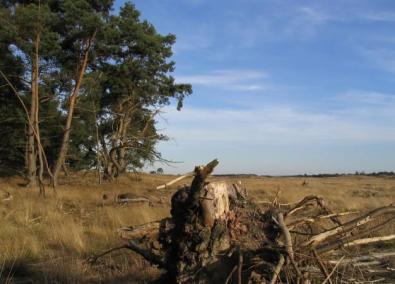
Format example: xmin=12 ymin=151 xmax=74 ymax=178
xmin=91 ymin=160 xmax=395 ymax=284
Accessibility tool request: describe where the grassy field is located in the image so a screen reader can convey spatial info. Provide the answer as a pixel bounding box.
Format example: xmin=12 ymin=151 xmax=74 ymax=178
xmin=0 ymin=172 xmax=394 ymax=283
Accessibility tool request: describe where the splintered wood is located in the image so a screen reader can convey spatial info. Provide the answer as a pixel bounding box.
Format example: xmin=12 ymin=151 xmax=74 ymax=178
xmin=91 ymin=160 xmax=395 ymax=284
xmin=200 ymin=182 xmax=230 ymax=227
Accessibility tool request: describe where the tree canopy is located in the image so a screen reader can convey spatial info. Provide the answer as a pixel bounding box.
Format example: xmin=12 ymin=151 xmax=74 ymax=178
xmin=0 ymin=1 xmax=192 ymax=183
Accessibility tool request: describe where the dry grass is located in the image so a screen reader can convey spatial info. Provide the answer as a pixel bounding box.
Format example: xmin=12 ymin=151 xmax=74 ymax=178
xmin=0 ymin=172 xmax=394 ymax=283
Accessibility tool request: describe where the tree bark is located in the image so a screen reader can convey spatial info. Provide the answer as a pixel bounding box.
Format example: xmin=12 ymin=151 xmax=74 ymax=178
xmin=26 ymin=31 xmax=44 ymax=188
xmin=26 ymin=41 xmax=38 ymax=187
xmin=52 ymin=32 xmax=96 ymax=186
xmin=32 ymin=32 xmax=46 ymax=196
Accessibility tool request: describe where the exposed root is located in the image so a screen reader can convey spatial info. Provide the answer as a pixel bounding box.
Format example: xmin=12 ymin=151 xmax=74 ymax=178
xmin=91 ymin=160 xmax=395 ymax=283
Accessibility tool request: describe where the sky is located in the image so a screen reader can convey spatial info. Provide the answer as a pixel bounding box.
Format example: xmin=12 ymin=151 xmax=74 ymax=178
xmin=115 ymin=0 xmax=395 ymax=175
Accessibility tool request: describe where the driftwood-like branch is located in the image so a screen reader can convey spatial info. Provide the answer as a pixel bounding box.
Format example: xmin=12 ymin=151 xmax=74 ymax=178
xmin=117 ymin=221 xmax=162 ymax=240
xmin=322 ymin=256 xmax=345 ymax=284
xmin=286 ymin=195 xmax=342 ymax=226
xmin=286 ymin=211 xmax=359 ymax=231
xmin=88 ymin=240 xmax=164 ymax=268
xmin=276 ymin=213 xmax=294 ymax=260
xmin=315 ymin=213 xmax=395 ymax=254
xmin=117 ymin=197 xmax=151 ymax=204
xmin=275 ymin=212 xmax=303 ymax=281
xmin=225 ymin=265 xmax=238 ymax=284
xmin=328 ymin=252 xmax=395 ymax=265
xmin=238 ymin=248 xmax=243 ymax=284
xmin=303 ymin=204 xmax=395 ymax=248
xmin=344 ymin=234 xmax=395 ymax=247
xmin=313 ymin=250 xmax=333 ymax=284
xmin=156 ymin=171 xmax=195 ymax=190
xmin=269 ymin=254 xmax=285 ymax=284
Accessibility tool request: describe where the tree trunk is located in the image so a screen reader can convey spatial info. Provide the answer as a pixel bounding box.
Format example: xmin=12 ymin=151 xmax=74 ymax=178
xmin=52 ymin=32 xmax=96 ymax=186
xmin=32 ymin=32 xmax=46 ymax=196
xmin=26 ymin=97 xmax=36 ymax=187
xmin=26 ymin=34 xmax=41 ymax=188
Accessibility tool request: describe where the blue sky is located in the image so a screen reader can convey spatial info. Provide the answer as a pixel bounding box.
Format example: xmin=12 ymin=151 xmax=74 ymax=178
xmin=115 ymin=0 xmax=395 ymax=175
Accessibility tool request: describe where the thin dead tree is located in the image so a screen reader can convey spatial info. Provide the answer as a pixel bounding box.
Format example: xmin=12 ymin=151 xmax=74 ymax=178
xmin=52 ymin=30 xmax=97 ymax=186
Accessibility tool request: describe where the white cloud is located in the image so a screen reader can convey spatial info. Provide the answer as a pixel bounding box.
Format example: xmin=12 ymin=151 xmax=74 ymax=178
xmin=176 ymin=69 xmax=268 ymax=91
xmin=298 ymin=7 xmax=329 ymax=23
xmin=159 ymin=101 xmax=395 ymax=145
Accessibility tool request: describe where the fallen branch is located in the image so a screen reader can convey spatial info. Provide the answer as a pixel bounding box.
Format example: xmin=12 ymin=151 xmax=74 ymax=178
xmin=117 ymin=221 xmax=162 ymax=240
xmin=316 ymin=217 xmax=395 ymax=254
xmin=322 ymin=256 xmax=345 ymax=284
xmin=343 ymin=234 xmax=395 ymax=248
xmin=269 ymin=254 xmax=285 ymax=284
xmin=117 ymin=197 xmax=151 ymax=204
xmin=238 ymin=248 xmax=243 ymax=284
xmin=156 ymin=171 xmax=194 ymax=190
xmin=88 ymin=240 xmax=165 ymax=268
xmin=286 ymin=195 xmax=342 ymax=226
xmin=313 ymin=250 xmax=333 ymax=284
xmin=328 ymin=251 xmax=395 ymax=265
xmin=225 ymin=265 xmax=237 ymax=284
xmin=302 ymin=204 xmax=395 ymax=248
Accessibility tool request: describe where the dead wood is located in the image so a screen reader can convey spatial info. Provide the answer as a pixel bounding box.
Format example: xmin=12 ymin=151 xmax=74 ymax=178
xmin=88 ymin=241 xmax=165 ymax=268
xmin=303 ymin=204 xmax=395 ymax=248
xmin=316 ymin=217 xmax=395 ymax=254
xmin=343 ymin=234 xmax=395 ymax=247
xmin=269 ymin=254 xmax=285 ymax=284
xmin=237 ymin=248 xmax=243 ymax=284
xmin=156 ymin=171 xmax=195 ymax=190
xmin=329 ymin=252 xmax=395 ymax=265
xmin=102 ymin=192 xmax=152 ymax=205
xmin=117 ymin=221 xmax=162 ymax=240
xmin=322 ymin=256 xmax=345 ymax=284
xmin=91 ymin=160 xmax=395 ymax=284
xmin=313 ymin=250 xmax=333 ymax=284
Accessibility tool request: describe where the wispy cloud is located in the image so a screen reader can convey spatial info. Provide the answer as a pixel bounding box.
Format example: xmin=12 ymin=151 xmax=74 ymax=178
xmin=176 ymin=69 xmax=268 ymax=91
xmin=298 ymin=7 xmax=329 ymax=23
xmin=360 ymin=47 xmax=395 ymax=74
xmin=160 ymin=100 xmax=395 ymax=145
xmin=338 ymin=90 xmax=395 ymax=105
xmin=361 ymin=12 xmax=395 ymax=22
xmin=174 ymin=35 xmax=211 ymax=52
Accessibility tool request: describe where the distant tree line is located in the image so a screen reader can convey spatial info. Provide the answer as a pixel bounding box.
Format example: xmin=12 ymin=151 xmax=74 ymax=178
xmin=0 ymin=0 xmax=192 ymax=192
xmin=293 ymin=171 xmax=395 ymax=178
